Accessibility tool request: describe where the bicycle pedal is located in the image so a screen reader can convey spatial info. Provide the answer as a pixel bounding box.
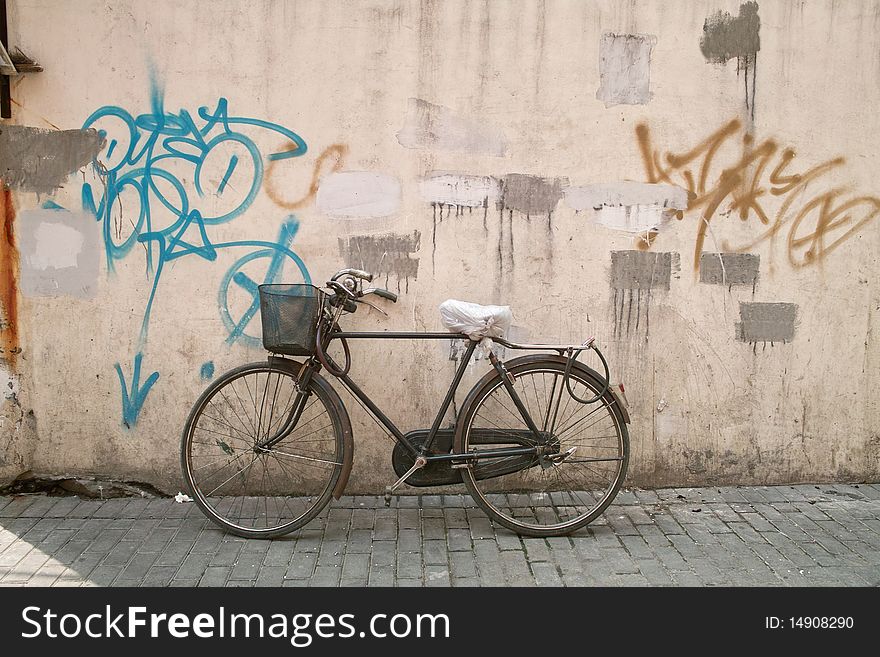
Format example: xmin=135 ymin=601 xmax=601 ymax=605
xmin=384 ymin=486 xmax=393 ymax=507
xmin=450 ymin=462 xmax=471 ymax=469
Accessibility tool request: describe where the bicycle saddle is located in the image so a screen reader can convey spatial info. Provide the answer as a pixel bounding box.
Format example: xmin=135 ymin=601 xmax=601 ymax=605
xmin=439 ymin=299 xmax=513 ymax=341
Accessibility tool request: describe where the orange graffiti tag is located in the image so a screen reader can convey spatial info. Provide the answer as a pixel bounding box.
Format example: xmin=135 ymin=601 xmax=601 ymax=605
xmin=264 ymin=143 xmax=348 ymax=210
xmin=635 ymin=119 xmax=873 ymax=270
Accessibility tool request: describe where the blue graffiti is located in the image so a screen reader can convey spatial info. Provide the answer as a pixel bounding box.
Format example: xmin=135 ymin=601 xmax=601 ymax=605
xmin=200 ymin=362 xmax=215 ymax=381
xmin=114 ymin=353 xmax=160 ymax=429
xmin=83 ymin=85 xmax=312 ymax=426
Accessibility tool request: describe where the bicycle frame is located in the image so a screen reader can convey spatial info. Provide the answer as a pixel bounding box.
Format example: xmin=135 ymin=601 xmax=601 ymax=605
xmin=265 ymin=331 xmax=551 ymax=468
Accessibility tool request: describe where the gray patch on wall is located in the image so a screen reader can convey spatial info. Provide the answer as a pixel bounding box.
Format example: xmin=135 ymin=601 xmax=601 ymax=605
xmin=699 ymin=252 xmax=760 ymax=289
xmin=396 ymin=98 xmax=507 ymax=156
xmin=609 ymin=250 xmax=679 ymax=339
xmin=700 ymin=1 xmax=760 ymax=120
xmin=0 ymin=126 xmax=104 ymax=195
xmin=610 ymin=250 xmax=676 ymax=291
xmin=500 ymin=174 xmax=567 ymax=216
xmin=495 ymin=174 xmax=567 ymax=286
xmin=18 ymin=209 xmax=100 ymax=298
xmin=338 ymin=231 xmax=420 ymax=293
xmin=596 ymin=33 xmax=658 ymax=108
xmin=736 ymin=302 xmax=797 ymax=344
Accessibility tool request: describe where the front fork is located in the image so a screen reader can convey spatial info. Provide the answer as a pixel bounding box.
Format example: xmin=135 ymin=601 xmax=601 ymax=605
xmin=256 ymin=357 xmax=318 ymax=451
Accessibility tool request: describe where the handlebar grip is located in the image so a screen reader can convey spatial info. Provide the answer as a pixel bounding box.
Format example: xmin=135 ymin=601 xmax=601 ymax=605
xmin=374 ymin=289 xmax=398 ymax=302
xmin=349 ymin=269 xmax=373 ymax=282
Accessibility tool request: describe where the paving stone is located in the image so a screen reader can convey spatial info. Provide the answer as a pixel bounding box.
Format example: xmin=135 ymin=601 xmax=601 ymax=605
xmin=500 ymin=550 xmax=534 ymax=586
xmin=424 ymin=565 xmax=450 ymax=587
xmin=620 ymin=534 xmax=653 ymax=559
xmin=341 ymin=553 xmax=369 ymax=580
xmin=531 ymin=561 xmax=563 ymax=586
xmin=424 ymin=540 xmax=448 ymax=565
xmin=370 ymin=541 xmax=396 ymax=568
xmin=607 ymin=514 xmax=641 ymax=535
xmin=310 ymin=565 xmax=342 ymax=587
xmin=443 ymin=508 xmax=468 ymax=528
xmin=450 ymin=551 xmax=477 ymax=578
xmin=142 ymin=565 xmax=179 ymax=586
xmin=198 ymin=567 xmax=231 ymax=587
xmin=522 ymin=538 xmax=551 ymax=562
xmin=397 ymin=551 xmax=423 ymax=580
xmin=285 ymin=553 xmax=318 ymax=579
xmin=447 ymin=528 xmax=471 ymax=551
xmin=422 ymin=518 xmax=446 ymax=540
xmin=367 ymin=566 xmax=394 ymax=587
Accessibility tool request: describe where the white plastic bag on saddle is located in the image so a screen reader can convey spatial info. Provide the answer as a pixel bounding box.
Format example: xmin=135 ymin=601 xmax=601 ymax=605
xmin=439 ymin=299 xmax=513 ymax=353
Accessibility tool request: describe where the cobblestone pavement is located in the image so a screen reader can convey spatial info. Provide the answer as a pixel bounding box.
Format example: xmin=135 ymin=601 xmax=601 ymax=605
xmin=1 ymin=484 xmax=878 ymax=587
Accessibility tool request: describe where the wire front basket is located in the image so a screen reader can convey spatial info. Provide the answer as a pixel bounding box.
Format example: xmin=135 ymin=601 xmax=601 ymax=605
xmin=258 ymin=284 xmax=325 ymax=356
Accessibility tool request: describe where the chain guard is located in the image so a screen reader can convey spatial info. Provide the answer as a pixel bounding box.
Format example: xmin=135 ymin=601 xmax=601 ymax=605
xmin=391 ymin=428 xmax=549 ymax=486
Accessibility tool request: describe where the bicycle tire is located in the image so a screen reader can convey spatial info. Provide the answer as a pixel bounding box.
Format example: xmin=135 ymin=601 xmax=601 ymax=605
xmin=181 ymin=360 xmax=347 ymax=538
xmin=454 ymin=355 xmax=629 ymax=537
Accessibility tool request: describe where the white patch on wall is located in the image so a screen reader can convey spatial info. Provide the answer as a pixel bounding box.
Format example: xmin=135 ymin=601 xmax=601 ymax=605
xmin=396 ymin=98 xmax=507 ymax=156
xmin=419 ymin=174 xmax=501 ymax=208
xmin=596 ymin=33 xmax=658 ymax=108
xmin=31 ymin=222 xmax=83 ymax=269
xmin=18 ymin=209 xmax=100 ymax=298
xmin=0 ymin=365 xmax=19 ymax=400
xmin=316 ymin=172 xmax=401 ymax=218
xmin=565 ymin=182 xmax=689 ymax=233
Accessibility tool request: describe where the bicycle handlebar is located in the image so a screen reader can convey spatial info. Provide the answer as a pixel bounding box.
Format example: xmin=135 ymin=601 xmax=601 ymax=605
xmin=331 ymin=268 xmax=373 ymax=282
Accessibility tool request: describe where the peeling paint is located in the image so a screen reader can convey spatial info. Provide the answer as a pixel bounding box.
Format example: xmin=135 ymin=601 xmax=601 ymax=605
xmin=396 ymin=98 xmax=507 ymax=156
xmin=500 ymin=174 xmax=566 ymax=215
xmin=699 ymin=252 xmax=760 ymax=289
xmin=338 ymin=231 xmax=420 ymax=292
xmin=736 ymin=302 xmax=797 ymax=344
xmin=596 ymin=33 xmax=658 ymax=108
xmin=316 ymin=171 xmax=401 ymax=218
xmin=18 ymin=209 xmax=100 ymax=298
xmin=0 ymin=125 xmax=104 ymax=195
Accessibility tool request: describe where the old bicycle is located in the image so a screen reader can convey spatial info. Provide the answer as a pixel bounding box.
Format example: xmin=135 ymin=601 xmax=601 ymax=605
xmin=181 ymin=268 xmax=630 ymax=538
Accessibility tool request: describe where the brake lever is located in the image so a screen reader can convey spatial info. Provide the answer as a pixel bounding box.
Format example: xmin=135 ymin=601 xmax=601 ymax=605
xmin=355 ymin=297 xmax=389 ymax=316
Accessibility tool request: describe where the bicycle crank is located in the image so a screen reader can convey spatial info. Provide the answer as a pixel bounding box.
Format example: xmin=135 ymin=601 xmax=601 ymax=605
xmin=384 ymin=456 xmax=427 ymax=506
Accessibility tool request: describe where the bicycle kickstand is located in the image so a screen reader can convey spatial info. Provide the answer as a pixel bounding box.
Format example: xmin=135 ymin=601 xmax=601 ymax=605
xmin=384 ymin=456 xmax=427 ymax=507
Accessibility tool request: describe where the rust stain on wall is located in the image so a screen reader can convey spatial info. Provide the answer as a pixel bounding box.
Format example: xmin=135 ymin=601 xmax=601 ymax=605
xmin=0 ymin=184 xmax=20 ymax=368
xmin=264 ymin=143 xmax=348 ymax=209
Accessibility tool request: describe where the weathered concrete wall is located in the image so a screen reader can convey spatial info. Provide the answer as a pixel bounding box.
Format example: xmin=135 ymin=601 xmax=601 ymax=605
xmin=1 ymin=0 xmax=879 ymax=492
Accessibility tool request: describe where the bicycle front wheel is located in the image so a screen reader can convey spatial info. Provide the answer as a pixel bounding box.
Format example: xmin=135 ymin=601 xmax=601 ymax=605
xmin=455 ymin=356 xmax=629 ymax=537
xmin=181 ymin=361 xmax=346 ymax=538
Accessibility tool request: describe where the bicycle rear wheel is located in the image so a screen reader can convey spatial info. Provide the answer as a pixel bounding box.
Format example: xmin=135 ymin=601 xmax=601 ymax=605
xmin=455 ymin=356 xmax=629 ymax=537
xmin=181 ymin=361 xmax=346 ymax=538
